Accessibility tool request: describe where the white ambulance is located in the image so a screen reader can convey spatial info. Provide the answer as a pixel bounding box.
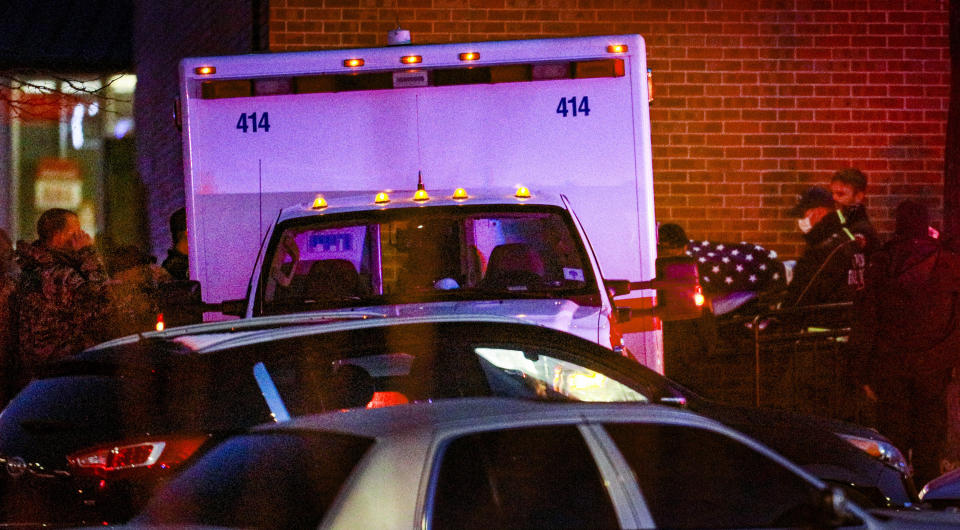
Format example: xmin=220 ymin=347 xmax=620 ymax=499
xmin=177 ymin=34 xmax=674 ymax=370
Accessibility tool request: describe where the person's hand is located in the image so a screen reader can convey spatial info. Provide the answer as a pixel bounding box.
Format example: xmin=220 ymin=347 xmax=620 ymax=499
xmin=70 ymin=231 xmax=93 ymax=251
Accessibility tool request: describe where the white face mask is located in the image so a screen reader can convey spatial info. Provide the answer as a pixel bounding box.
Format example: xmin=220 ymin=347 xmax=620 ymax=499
xmin=797 ymin=216 xmax=813 ymax=234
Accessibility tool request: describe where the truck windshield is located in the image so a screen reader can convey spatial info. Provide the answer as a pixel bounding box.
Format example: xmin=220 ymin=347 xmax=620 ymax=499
xmin=258 ymin=206 xmax=598 ymax=315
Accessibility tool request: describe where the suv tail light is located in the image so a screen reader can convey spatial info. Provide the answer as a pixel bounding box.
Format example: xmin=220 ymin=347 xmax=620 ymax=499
xmin=67 ymin=435 xmax=210 ymax=479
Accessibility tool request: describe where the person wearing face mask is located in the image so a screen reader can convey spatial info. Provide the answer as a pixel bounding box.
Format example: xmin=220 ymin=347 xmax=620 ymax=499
xmin=782 ymin=186 xmax=870 ymax=308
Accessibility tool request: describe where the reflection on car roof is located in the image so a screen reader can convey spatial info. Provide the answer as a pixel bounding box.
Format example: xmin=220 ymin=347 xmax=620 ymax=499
xmin=89 ymin=313 xmax=535 ymax=354
xmin=257 ymin=397 xmax=709 ymax=439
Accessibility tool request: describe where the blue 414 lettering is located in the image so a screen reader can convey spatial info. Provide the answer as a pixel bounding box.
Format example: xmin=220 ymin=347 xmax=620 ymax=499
xmin=237 ymin=112 xmax=271 ymax=133
xmin=556 ymin=96 xmax=590 ymax=117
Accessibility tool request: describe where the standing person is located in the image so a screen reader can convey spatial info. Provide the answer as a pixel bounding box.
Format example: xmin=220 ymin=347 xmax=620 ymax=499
xmin=162 ymin=207 xmax=189 ymax=281
xmin=14 ymin=208 xmax=110 ymax=384
xmin=0 ymin=229 xmax=17 ymax=404
xmin=656 ymin=223 xmax=719 ymax=388
xmin=830 ymin=168 xmax=879 ymax=254
xmin=849 ymin=200 xmax=960 ymax=485
xmin=106 ymin=245 xmax=173 ymax=339
xmin=782 ymin=186 xmax=869 ymax=308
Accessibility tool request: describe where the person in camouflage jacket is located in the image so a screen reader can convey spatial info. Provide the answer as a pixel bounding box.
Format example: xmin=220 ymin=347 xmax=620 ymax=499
xmin=106 ymin=244 xmax=173 ymax=338
xmin=14 ymin=209 xmax=110 ymax=383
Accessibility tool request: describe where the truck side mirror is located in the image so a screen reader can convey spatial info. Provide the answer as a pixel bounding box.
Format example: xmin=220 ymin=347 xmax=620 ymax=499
xmin=604 ymin=279 xmax=631 ymax=297
xmin=621 ymin=256 xmax=705 ymax=321
xmin=159 ymin=280 xmax=204 ymax=327
xmin=221 ymin=299 xmax=247 ymax=317
xmin=652 ymin=256 xmax=705 ymax=321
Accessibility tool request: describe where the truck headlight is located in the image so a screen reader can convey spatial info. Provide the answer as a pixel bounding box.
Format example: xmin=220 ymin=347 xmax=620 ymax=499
xmin=838 ymin=433 xmax=911 ymax=476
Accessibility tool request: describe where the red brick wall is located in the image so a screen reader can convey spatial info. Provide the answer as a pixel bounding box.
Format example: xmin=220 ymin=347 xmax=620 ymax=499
xmin=269 ymin=0 xmax=949 ymax=258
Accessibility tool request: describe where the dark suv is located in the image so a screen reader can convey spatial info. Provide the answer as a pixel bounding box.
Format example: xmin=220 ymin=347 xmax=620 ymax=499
xmin=0 ymin=314 xmax=917 ymax=525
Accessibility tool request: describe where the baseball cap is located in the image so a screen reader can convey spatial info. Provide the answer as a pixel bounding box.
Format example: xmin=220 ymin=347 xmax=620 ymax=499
xmin=787 ymin=186 xmax=834 ymax=217
xmin=658 ymin=223 xmax=689 ymax=249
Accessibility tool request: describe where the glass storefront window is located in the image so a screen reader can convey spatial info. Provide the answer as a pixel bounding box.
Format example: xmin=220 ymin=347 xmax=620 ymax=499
xmin=3 ymin=74 xmax=139 ymax=250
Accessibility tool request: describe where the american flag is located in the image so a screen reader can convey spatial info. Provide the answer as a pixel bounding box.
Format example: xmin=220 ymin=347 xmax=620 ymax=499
xmin=686 ymin=240 xmax=786 ymax=295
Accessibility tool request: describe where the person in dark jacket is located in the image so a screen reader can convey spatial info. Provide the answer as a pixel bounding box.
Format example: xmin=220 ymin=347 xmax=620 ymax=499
xmin=782 ymin=186 xmax=870 ymax=308
xmin=849 ymin=200 xmax=960 ymax=485
xmin=162 ymin=207 xmax=189 ymax=281
xmin=830 ymin=168 xmax=879 ymax=255
xmin=14 ymin=209 xmax=110 ymax=384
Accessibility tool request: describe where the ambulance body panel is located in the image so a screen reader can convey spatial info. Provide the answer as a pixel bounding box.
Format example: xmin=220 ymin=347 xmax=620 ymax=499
xmin=178 ymin=34 xmax=661 ymax=369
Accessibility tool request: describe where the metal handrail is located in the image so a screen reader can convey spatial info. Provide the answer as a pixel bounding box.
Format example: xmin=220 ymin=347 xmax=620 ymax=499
xmin=720 ymin=301 xmax=854 ymax=408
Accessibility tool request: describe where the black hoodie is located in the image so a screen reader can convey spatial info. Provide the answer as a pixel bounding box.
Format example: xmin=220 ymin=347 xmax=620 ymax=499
xmin=784 ymin=209 xmax=871 ymax=307
xmin=850 ymin=236 xmax=960 ymax=378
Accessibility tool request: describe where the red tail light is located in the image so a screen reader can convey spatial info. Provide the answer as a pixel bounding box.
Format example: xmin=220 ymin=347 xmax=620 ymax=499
xmin=67 ymin=435 xmax=209 ymax=479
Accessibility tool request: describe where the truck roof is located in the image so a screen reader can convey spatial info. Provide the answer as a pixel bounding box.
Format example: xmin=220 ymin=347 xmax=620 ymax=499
xmin=275 ymin=188 xmax=567 ymax=223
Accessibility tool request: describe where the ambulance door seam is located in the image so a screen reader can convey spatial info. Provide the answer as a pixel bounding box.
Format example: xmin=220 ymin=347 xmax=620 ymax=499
xmin=627 ymin=55 xmax=644 ymax=282
xmin=259 ymin=158 xmax=263 ymax=240
xmin=416 ymin=94 xmax=423 ymax=170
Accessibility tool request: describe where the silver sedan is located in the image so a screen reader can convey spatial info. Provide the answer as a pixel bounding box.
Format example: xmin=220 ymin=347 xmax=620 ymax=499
xmin=131 ymin=398 xmax=960 ymax=529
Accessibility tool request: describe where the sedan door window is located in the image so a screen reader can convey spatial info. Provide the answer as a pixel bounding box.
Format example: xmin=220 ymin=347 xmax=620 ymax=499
xmin=429 ymin=426 xmax=620 ymax=530
xmin=604 ymin=423 xmax=827 ymax=528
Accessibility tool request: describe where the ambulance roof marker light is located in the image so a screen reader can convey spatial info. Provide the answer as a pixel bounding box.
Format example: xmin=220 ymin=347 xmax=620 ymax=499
xmin=194 ymin=66 xmax=216 ymax=75
xmin=375 ymin=192 xmax=391 ymax=204
xmin=515 ymin=186 xmax=531 ymax=199
xmin=401 ymin=55 xmax=422 ymax=65
xmin=459 ymin=52 xmax=480 ymax=62
xmin=343 ymin=58 xmax=364 ymax=68
xmin=311 ymin=194 xmax=328 ymax=210
xmin=607 ymin=44 xmax=628 ymax=54
xmin=413 ymin=171 xmax=429 ymax=202
xmin=452 ymin=187 xmax=469 ymax=200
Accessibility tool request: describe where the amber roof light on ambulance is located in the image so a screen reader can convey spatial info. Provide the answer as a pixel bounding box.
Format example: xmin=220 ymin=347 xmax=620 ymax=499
xmin=343 ymin=58 xmax=364 ymax=68
xmin=606 ymin=44 xmax=628 ymax=54
xmin=413 ymin=188 xmax=430 ymax=202
xmin=401 ymin=55 xmax=422 ymax=65
xmin=459 ymin=52 xmax=480 ymax=62
xmin=311 ymin=195 xmax=328 ymax=210
xmin=194 ymin=66 xmax=216 ymax=75
xmin=515 ymin=186 xmax=531 ymax=199
xmin=374 ymin=192 xmax=391 ymax=204
xmin=452 ymin=188 xmax=469 ymax=200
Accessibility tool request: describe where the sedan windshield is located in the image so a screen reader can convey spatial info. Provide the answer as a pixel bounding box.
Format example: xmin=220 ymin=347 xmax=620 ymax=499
xmin=258 ymin=205 xmax=598 ymax=315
